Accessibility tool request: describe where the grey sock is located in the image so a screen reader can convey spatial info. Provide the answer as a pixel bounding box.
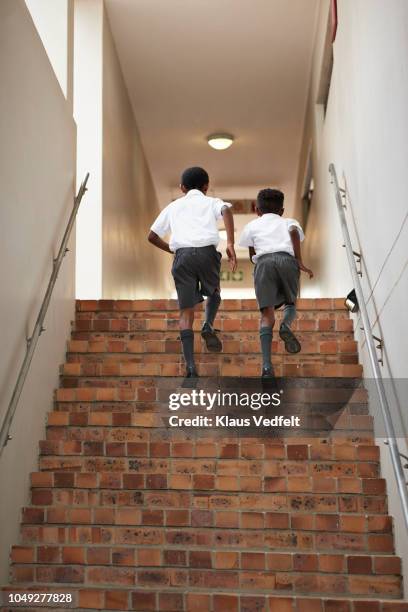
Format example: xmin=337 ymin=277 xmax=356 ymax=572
xmin=204 ymin=291 xmax=221 ymax=329
xmin=282 ymin=304 xmax=296 ymax=328
xmin=260 ymin=326 xmax=273 ymax=369
xmin=180 ymin=329 xmax=195 ymax=369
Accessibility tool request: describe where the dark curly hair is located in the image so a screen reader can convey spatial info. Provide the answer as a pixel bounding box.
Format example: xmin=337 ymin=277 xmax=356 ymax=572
xmin=256 ymin=188 xmax=284 ymax=214
xmin=181 ymin=167 xmax=209 ymax=191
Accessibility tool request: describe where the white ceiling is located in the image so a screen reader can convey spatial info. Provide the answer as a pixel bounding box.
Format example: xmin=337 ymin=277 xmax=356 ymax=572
xmin=105 ymin=0 xmax=319 ymax=212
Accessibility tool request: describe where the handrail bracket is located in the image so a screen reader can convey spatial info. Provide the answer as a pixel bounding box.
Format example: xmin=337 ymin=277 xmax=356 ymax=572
xmin=359 ymin=328 xmax=384 ymax=365
xmin=352 ymin=250 xmax=362 ymax=277
xmin=342 ymin=245 xmax=362 ymax=276
xmin=373 ymin=334 xmax=384 ymax=365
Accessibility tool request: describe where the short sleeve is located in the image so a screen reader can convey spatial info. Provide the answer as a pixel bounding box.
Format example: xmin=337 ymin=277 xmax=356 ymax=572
xmin=212 ymin=198 xmax=232 ymax=220
xmin=238 ymin=223 xmax=254 ymax=247
xmin=150 ymin=206 xmax=171 ymax=237
xmin=287 ymin=218 xmax=304 ymax=242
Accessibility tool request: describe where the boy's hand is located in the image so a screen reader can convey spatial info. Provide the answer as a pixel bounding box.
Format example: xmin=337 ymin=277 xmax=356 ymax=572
xmin=226 ymin=243 xmax=237 ymax=272
xmin=298 ymin=261 xmax=314 ymax=278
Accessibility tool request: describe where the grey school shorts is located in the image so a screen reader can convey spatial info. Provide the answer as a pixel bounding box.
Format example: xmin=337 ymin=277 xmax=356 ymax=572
xmin=254 ymin=251 xmax=300 ymax=310
xmin=172 ymin=245 xmax=221 ymax=310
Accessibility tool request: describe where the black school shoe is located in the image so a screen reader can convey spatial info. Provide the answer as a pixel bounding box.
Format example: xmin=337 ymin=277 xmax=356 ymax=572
xmin=201 ymin=323 xmax=222 ymax=352
xmin=261 ymin=365 xmax=275 ymax=379
xmin=279 ymin=322 xmax=301 ymax=354
xmin=185 ymin=366 xmax=199 ymax=378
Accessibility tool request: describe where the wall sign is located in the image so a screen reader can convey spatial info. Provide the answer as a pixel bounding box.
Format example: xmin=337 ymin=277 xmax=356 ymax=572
xmin=221 ymin=270 xmax=244 ymax=282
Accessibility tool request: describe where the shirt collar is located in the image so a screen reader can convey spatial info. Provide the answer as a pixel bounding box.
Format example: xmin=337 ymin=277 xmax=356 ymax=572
xmin=185 ymin=189 xmax=204 ymax=197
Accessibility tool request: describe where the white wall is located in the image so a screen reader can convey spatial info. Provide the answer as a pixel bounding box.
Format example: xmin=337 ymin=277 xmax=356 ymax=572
xmin=25 ymin=0 xmax=74 ymax=107
xmin=297 ymin=0 xmax=408 ymax=590
xmin=102 ymin=10 xmax=171 ymax=298
xmin=74 ymin=0 xmax=171 ymax=299
xmin=0 ymin=0 xmax=76 ymax=583
xmin=74 ymin=0 xmax=103 ymax=299
xmin=300 ymin=0 xmax=408 ymax=380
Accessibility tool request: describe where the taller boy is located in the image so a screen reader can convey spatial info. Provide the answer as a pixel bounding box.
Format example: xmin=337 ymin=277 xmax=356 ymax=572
xmin=148 ymin=167 xmax=237 ymax=377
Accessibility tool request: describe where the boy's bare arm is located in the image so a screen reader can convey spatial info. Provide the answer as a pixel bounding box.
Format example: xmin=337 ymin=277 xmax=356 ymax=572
xmin=249 ymin=247 xmax=256 ymax=263
xmin=290 ymin=228 xmax=314 ymax=278
xmin=222 ymin=206 xmax=237 ymax=272
xmin=147 ymin=230 xmax=172 ymax=254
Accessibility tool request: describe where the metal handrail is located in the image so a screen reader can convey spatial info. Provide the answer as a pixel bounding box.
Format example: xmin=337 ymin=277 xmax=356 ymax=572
xmin=329 ymin=163 xmax=408 ymax=532
xmin=0 ymin=173 xmax=89 ymax=457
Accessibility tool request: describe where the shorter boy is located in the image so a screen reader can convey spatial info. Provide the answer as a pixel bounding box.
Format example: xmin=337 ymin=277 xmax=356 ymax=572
xmin=148 ymin=167 xmax=237 ymax=378
xmin=239 ymin=188 xmax=313 ymax=378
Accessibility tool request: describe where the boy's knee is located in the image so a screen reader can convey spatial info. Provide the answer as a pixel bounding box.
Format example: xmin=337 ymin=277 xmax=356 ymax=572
xmin=180 ymin=307 xmax=195 ymax=329
xmin=261 ymin=306 xmax=275 ymax=327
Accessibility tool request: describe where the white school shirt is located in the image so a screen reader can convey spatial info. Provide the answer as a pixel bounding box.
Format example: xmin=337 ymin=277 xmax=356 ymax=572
xmin=150 ymin=189 xmax=232 ymax=252
xmin=239 ymin=213 xmax=304 ymax=263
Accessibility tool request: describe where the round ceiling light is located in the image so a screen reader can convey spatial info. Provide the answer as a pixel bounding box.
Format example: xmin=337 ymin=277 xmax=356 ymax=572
xmin=207 ymin=133 xmax=234 ymax=151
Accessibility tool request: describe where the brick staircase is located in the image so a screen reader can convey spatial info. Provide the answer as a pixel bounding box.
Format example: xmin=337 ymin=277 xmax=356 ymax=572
xmin=2 ymin=299 xmax=408 ymax=612
xmin=66 ymin=298 xmax=361 ymax=379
